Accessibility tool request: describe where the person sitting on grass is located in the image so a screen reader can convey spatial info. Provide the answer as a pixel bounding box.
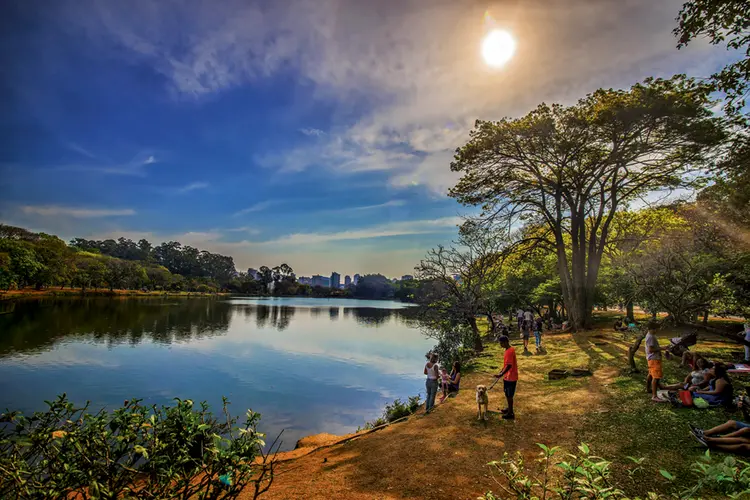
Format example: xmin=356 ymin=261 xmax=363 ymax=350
xmin=664 ymin=358 xmax=713 ymax=391
xmin=692 ymin=363 xmax=733 ymax=407
xmin=438 ymin=367 xmax=451 ymax=403
xmin=613 ymin=318 xmax=629 ymax=332
xmin=690 ymin=420 xmax=750 ymax=454
xmin=447 ymin=361 xmax=461 ymax=395
xmin=681 ymin=351 xmax=705 ymax=370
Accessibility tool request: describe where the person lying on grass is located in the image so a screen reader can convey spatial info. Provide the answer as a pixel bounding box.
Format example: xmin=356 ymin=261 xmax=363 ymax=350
xmin=664 ymin=358 xmax=713 ymax=391
xmin=691 ymin=420 xmax=750 ymax=454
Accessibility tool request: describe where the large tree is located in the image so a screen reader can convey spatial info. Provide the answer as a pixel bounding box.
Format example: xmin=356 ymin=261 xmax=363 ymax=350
xmin=449 ymin=77 xmax=726 ymax=330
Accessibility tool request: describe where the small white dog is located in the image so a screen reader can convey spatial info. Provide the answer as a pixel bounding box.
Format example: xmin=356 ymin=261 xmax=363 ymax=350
xmin=476 ymin=385 xmax=489 ymax=421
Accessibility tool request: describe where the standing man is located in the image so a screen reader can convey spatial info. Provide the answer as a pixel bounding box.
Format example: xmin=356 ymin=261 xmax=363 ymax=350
xmin=645 ymin=321 xmax=664 ymax=402
xmin=494 ymin=336 xmax=518 ymax=419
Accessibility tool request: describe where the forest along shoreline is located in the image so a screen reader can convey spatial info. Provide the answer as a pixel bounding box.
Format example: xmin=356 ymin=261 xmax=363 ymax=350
xmin=0 ymin=288 xmax=230 ymax=301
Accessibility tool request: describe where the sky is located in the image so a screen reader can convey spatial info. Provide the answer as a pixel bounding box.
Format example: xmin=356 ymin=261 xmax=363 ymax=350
xmin=0 ymin=0 xmax=737 ymax=277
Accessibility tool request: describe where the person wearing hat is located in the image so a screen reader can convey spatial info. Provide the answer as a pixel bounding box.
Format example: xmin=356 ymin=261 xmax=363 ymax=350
xmin=493 ymin=335 xmax=518 ymax=419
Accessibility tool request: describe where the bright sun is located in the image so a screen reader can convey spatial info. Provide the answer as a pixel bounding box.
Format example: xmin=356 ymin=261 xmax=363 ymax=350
xmin=482 ymin=29 xmax=516 ymax=68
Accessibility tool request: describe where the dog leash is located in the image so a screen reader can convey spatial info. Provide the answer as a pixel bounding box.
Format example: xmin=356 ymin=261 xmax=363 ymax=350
xmin=487 ymin=376 xmax=502 ymax=391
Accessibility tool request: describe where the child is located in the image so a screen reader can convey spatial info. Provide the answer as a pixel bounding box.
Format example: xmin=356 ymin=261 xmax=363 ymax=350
xmin=533 ymin=316 xmax=544 ymax=353
xmin=645 ymin=321 xmax=665 ymax=403
xmin=439 ymin=367 xmax=450 ymax=402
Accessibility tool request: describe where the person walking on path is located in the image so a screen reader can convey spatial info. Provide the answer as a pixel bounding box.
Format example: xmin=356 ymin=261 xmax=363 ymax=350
xmin=494 ymin=336 xmax=518 ymax=419
xmin=424 ymin=353 xmax=439 ymax=413
xmin=516 ymin=309 xmax=524 ymax=332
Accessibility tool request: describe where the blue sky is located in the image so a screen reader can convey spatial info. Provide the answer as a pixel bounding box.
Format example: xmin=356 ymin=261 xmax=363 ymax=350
xmin=0 ymin=0 xmax=737 ymax=277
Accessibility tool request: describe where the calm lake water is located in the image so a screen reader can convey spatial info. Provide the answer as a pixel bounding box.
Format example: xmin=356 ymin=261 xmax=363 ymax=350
xmin=0 ymin=297 xmax=433 ymax=450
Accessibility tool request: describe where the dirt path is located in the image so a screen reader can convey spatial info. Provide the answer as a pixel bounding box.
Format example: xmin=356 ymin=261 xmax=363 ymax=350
xmin=250 ymin=332 xmax=620 ymax=500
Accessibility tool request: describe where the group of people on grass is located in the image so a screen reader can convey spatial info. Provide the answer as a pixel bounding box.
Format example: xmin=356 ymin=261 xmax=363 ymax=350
xmin=645 ymin=321 xmax=734 ymax=407
xmin=422 ymin=335 xmax=520 ymax=420
xmin=423 ymin=353 xmax=462 ymax=413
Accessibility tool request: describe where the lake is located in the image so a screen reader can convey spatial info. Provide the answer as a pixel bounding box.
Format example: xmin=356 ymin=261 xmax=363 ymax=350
xmin=0 ymin=297 xmax=433 ymax=450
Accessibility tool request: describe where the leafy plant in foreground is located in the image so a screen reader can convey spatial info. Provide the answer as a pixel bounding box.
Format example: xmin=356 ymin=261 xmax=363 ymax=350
xmin=0 ymin=394 xmax=280 ymax=499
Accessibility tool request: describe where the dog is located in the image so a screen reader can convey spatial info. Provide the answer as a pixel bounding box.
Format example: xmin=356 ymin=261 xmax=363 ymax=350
xmin=476 ymin=385 xmax=489 ymax=421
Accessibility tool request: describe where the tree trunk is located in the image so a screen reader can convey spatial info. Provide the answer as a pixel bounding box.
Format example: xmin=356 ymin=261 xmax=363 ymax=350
xmin=486 ymin=313 xmax=496 ymax=334
xmin=628 ymin=333 xmax=645 ymax=372
xmin=651 ymin=310 xmax=657 ymax=320
xmin=468 ymin=316 xmax=483 ymax=352
xmin=626 ymin=300 xmax=634 ymax=322
xmin=702 ymin=310 xmax=709 ymax=326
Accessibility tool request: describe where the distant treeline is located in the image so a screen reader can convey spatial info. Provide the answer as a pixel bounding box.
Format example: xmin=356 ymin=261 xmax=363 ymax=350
xmin=0 ymin=224 xmax=421 ymax=300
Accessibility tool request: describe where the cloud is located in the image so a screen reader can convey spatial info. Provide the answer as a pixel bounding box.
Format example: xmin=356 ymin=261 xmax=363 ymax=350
xmin=233 ymin=201 xmax=278 ymax=217
xmin=65 ymin=142 xmax=98 ymax=160
xmin=299 ymin=128 xmax=325 ymax=137
xmin=256 ymin=216 xmax=461 ymax=246
xmin=173 ymin=181 xmax=209 ymax=194
xmin=58 ymin=151 xmax=159 ymax=176
xmin=226 ymin=226 xmax=261 ymax=235
xmin=21 ymin=205 xmax=136 ymax=218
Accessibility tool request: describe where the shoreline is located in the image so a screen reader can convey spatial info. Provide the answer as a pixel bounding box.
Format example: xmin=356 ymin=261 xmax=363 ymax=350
xmin=0 ymin=288 xmax=229 ymax=302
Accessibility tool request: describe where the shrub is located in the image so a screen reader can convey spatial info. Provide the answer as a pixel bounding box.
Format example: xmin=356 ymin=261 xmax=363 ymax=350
xmin=360 ymin=395 xmax=422 ymax=430
xmin=0 ymin=394 xmax=278 ymax=499
xmin=481 ymin=442 xmax=750 ymax=500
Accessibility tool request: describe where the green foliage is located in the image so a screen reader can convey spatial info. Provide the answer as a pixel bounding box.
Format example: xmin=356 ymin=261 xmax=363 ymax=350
xmin=674 ymin=0 xmax=750 ymax=118
xmin=360 ymin=395 xmax=422 ymax=430
xmin=0 ymin=394 xmax=276 ymax=499
xmin=481 ymin=442 xmax=750 ymax=499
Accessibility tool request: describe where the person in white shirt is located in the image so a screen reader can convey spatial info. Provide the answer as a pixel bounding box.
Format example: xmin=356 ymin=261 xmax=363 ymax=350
xmin=516 ymin=309 xmax=524 ymax=331
xmin=423 ymin=353 xmax=440 ymax=413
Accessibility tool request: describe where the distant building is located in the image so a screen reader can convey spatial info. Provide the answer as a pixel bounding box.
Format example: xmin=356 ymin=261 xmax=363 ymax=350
xmin=353 ymin=273 xmax=361 ymax=285
xmin=312 ymin=275 xmax=330 ymax=287
xmin=330 ymin=272 xmax=341 ymax=289
xmin=344 ymin=275 xmax=352 ymax=287
xmin=401 ymin=275 xmax=414 ymax=281
xmin=298 ymin=276 xmax=312 ymax=285
xmin=248 ymin=268 xmax=259 ymax=280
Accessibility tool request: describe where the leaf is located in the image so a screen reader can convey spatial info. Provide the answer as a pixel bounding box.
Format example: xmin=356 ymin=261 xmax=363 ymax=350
xmin=578 ymin=443 xmax=590 ymax=455
xmin=660 ymin=469 xmax=675 ymax=481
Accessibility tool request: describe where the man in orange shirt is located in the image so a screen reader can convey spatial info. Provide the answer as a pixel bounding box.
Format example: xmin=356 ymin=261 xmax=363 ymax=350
xmin=493 ymin=336 xmax=518 ymax=420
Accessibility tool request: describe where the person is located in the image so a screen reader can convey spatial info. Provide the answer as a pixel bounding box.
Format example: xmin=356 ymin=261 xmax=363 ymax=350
xmin=690 ymin=420 xmax=750 ymax=454
xmin=516 ymin=308 xmax=524 ymax=331
xmin=613 ymin=318 xmax=628 ymax=332
xmin=521 ymin=318 xmax=531 ymax=352
xmin=533 ymin=316 xmax=544 ymax=353
xmin=664 ymin=358 xmax=712 ymax=390
xmin=744 ymin=322 xmax=750 ymax=362
xmin=644 ymin=322 xmax=664 ymax=403
xmin=692 ymin=364 xmax=733 ymax=407
xmin=524 ymin=309 xmax=533 ymax=326
xmin=438 ymin=367 xmax=451 ymax=403
xmin=423 ymin=353 xmax=439 ymax=413
xmin=681 ymin=351 xmax=704 ymax=370
xmin=493 ymin=336 xmax=518 ymax=420
xmin=447 ymin=361 xmax=461 ymax=394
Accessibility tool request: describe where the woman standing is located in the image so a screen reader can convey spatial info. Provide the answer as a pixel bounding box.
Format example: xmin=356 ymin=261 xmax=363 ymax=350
xmin=424 ymin=353 xmax=439 ymax=413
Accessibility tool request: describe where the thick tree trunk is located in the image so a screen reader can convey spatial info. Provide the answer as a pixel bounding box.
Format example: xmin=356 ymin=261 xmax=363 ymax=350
xmin=626 ymin=300 xmax=634 ymax=322
xmin=628 ymin=333 xmax=645 ymax=372
xmin=486 ymin=313 xmax=496 ymax=334
xmin=467 ymin=316 xmax=483 ymax=352
xmin=702 ymin=310 xmax=709 ymax=326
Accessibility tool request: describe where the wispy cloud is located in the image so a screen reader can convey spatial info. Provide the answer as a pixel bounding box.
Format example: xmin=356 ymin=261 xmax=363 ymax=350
xmin=299 ymin=128 xmax=325 ymax=137
xmin=233 ymin=201 xmax=278 ymax=217
xmin=65 ymin=142 xmax=98 ymax=160
xmin=257 ymin=217 xmax=461 ymax=246
xmin=173 ymin=182 xmax=209 ymax=194
xmin=57 ymin=152 xmax=159 ymax=176
xmin=21 ymin=205 xmax=136 ymax=218
xmin=314 ymin=200 xmax=407 ymax=215
xmin=226 ymin=226 xmax=261 ymax=235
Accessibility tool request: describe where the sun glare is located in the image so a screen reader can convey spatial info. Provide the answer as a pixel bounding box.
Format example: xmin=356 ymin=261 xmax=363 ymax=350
xmin=482 ymin=29 xmax=516 ymax=68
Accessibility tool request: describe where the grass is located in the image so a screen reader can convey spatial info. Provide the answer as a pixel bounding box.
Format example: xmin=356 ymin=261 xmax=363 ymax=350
xmin=251 ymin=314 xmax=750 ymax=499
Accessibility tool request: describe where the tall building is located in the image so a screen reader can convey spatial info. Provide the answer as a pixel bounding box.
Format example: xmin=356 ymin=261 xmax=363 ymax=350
xmin=311 ymin=275 xmax=330 ymax=287
xmin=330 ymin=272 xmax=341 ymax=289
xmin=344 ymin=275 xmax=352 ymax=287
xmin=353 ymin=273 xmax=361 ymax=285
xmin=247 ymin=268 xmax=259 ymax=280
xmin=297 ymin=276 xmax=312 ymax=285
xmin=401 ymin=275 xmax=414 ymax=281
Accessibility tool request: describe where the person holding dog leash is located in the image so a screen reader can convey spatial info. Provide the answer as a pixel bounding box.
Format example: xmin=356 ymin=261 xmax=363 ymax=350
xmin=493 ymin=336 xmax=518 ymax=420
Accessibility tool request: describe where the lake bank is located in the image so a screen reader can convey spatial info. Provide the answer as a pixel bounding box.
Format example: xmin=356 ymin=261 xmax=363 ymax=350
xmin=252 ymin=322 xmax=748 ymax=499
xmin=0 ymin=287 xmax=229 ymax=301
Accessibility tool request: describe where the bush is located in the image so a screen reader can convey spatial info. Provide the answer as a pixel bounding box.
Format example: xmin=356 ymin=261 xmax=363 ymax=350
xmin=360 ymin=395 xmax=422 ymax=430
xmin=481 ymin=442 xmax=750 ymax=500
xmin=0 ymin=394 xmax=278 ymax=499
